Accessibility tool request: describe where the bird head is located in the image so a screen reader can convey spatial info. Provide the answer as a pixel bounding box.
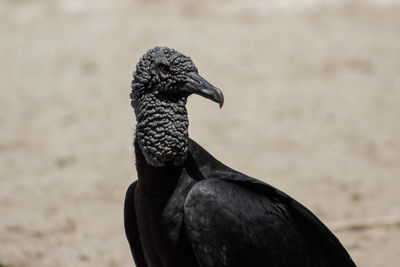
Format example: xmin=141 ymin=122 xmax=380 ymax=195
xmin=131 ymin=46 xmax=223 ymax=112
xmin=131 ymin=47 xmax=223 ymax=167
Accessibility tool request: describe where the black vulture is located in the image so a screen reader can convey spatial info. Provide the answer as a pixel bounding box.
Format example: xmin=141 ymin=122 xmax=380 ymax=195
xmin=124 ymin=46 xmax=356 ymax=267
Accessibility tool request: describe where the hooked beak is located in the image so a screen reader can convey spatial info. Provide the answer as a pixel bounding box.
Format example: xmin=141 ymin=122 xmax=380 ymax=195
xmin=184 ymin=73 xmax=224 ymax=108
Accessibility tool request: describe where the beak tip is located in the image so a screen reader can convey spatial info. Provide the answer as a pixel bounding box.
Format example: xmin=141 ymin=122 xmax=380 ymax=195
xmin=218 ymin=90 xmax=224 ymax=108
xmin=219 ymin=99 xmax=224 ymax=108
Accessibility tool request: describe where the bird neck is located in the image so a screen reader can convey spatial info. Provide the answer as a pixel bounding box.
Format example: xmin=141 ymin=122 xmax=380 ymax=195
xmin=134 ymin=137 xmax=184 ymax=194
xmin=135 ymin=92 xmax=189 ymax=167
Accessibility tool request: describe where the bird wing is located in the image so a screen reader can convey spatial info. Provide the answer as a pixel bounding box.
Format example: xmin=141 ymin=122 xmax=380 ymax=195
xmin=124 ymin=181 xmax=148 ymax=267
xmin=184 ymin=139 xmax=356 ymax=267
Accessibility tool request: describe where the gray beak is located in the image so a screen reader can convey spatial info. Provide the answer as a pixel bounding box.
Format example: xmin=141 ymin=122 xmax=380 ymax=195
xmin=184 ymin=73 xmax=224 ymax=108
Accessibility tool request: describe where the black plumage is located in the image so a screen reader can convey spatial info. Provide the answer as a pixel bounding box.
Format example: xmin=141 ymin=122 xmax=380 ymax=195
xmin=124 ymin=46 xmax=356 ymax=267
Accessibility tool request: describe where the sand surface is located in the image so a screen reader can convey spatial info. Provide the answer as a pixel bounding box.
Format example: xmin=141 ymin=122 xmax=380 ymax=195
xmin=1 ymin=0 xmax=400 ymax=266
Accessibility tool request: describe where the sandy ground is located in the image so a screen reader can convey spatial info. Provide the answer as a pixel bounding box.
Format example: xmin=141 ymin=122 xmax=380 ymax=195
xmin=1 ymin=0 xmax=400 ymax=266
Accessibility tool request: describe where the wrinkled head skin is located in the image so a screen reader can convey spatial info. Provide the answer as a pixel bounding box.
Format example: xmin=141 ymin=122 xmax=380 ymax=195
xmin=131 ymin=47 xmax=223 ymax=167
xmin=131 ymin=47 xmax=196 ymax=110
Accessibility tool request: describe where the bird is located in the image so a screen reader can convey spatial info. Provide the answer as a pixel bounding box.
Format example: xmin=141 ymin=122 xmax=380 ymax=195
xmin=124 ymin=46 xmax=356 ymax=267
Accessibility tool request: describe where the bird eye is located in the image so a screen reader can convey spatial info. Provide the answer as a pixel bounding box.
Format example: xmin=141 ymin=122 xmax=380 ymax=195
xmin=159 ymin=64 xmax=170 ymax=74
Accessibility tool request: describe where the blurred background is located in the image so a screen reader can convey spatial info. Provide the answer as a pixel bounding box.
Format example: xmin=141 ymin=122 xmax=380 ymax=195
xmin=1 ymin=0 xmax=399 ymax=266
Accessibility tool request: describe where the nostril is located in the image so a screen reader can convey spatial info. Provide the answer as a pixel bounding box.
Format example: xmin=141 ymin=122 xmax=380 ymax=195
xmin=188 ymin=73 xmax=203 ymax=85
